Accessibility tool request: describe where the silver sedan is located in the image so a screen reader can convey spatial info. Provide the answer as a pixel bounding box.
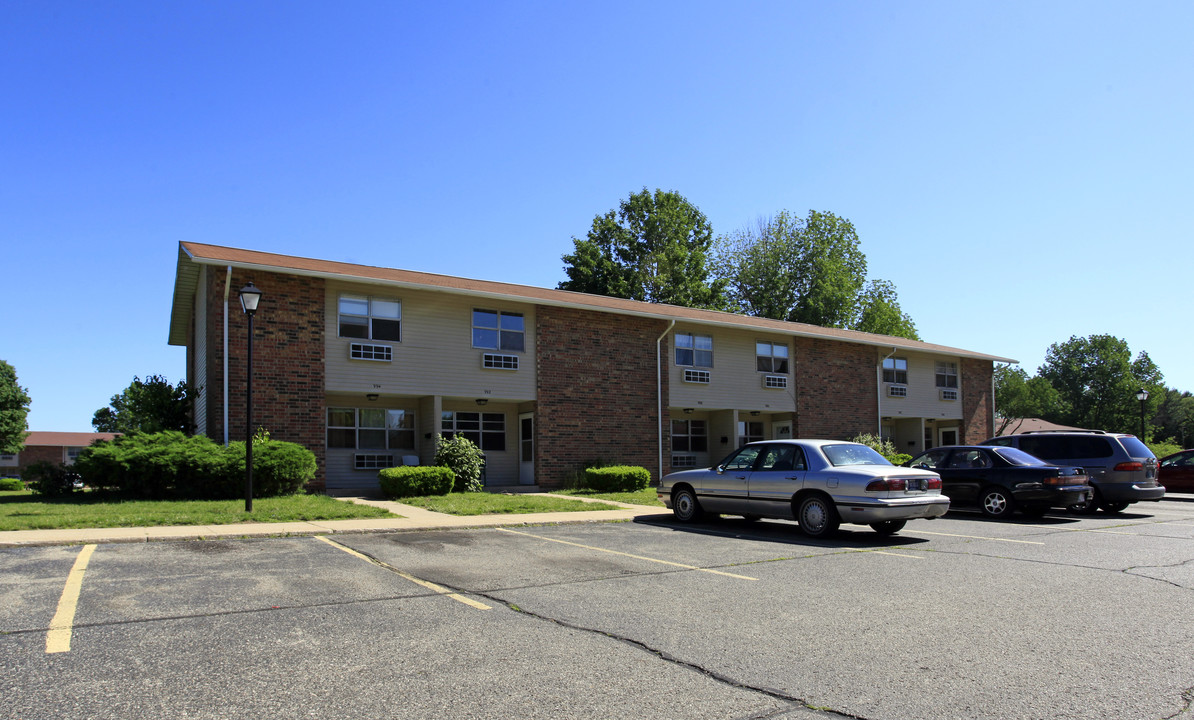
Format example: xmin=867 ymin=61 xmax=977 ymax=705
xmin=659 ymin=439 xmax=950 ymax=537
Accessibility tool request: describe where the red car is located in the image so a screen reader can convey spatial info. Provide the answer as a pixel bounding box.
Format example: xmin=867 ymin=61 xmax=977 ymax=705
xmin=1158 ymin=450 xmax=1194 ymax=492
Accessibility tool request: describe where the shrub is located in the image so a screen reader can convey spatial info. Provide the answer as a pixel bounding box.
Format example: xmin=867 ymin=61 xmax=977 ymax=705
xmin=22 ymin=461 xmax=78 ymax=497
xmin=1149 ymin=439 xmax=1183 ymax=460
xmin=74 ymin=431 xmax=315 ymax=500
xmin=850 ymin=433 xmax=907 ymax=465
xmin=0 ymin=476 xmax=24 ymax=491
xmin=434 ymin=434 xmax=484 ymax=492
xmin=584 ymin=465 xmax=651 ymax=492
xmin=224 ymin=439 xmax=317 ymax=498
xmin=378 ymin=466 xmax=455 ymax=498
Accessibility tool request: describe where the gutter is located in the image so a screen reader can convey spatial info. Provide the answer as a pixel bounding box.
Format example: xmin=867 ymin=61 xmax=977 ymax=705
xmin=656 ymin=319 xmax=676 ymax=484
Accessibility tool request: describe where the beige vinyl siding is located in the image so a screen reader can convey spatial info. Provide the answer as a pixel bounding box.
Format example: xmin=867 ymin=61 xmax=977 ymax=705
xmin=670 ymin=326 xmax=795 ymax=413
xmin=193 ymin=265 xmax=209 ymax=437
xmin=880 ymin=351 xmax=963 ymax=420
xmin=324 ymin=283 xmax=536 ymax=401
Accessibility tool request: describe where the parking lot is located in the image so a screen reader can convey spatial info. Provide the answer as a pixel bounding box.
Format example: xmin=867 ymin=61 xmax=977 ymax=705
xmin=4 ymin=500 xmax=1194 ymax=720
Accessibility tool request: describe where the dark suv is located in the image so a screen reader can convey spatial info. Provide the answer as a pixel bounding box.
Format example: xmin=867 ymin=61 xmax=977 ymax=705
xmin=979 ymin=431 xmax=1164 ymax=513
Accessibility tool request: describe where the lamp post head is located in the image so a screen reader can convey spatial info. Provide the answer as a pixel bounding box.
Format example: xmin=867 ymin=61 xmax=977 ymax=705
xmin=1136 ymin=388 xmax=1149 ymax=403
xmin=239 ymin=282 xmax=263 ymax=315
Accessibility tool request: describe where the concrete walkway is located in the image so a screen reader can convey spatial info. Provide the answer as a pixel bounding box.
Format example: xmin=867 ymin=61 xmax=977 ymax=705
xmin=0 ymin=494 xmax=669 ymax=547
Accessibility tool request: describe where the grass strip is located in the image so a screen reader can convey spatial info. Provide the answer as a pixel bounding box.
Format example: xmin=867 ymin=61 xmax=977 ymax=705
xmin=395 ymin=493 xmax=622 ymax=516
xmin=551 ymin=488 xmax=665 ymax=507
xmin=0 ymin=490 xmax=394 ymax=532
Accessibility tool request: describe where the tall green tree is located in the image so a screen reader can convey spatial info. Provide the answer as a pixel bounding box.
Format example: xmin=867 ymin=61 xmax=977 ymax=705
xmin=713 ymin=209 xmax=918 ymax=339
xmin=559 ymin=188 xmax=727 ymax=308
xmin=1038 ymin=335 xmax=1164 ymax=434
xmin=92 ymin=375 xmax=195 ymax=435
xmin=0 ymin=360 xmax=31 ymax=454
xmin=993 ymin=363 xmax=1064 ymax=434
xmin=1154 ymin=389 xmax=1194 ymax=446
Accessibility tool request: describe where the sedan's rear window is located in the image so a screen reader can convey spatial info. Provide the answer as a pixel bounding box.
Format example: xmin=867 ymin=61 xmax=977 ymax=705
xmin=822 ymin=444 xmax=891 ymax=467
xmin=992 ymin=447 xmax=1048 ymax=467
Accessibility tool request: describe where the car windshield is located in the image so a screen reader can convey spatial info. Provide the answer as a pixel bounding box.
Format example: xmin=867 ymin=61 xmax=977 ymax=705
xmin=992 ymin=447 xmax=1048 ymax=467
xmin=822 ymin=444 xmax=891 ymax=467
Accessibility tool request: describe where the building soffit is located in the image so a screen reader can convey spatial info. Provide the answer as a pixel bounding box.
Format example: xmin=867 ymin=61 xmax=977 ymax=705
xmin=169 ymin=241 xmax=1017 ymax=364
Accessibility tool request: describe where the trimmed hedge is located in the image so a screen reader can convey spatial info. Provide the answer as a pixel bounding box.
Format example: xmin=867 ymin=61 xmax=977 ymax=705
xmin=74 ymin=431 xmax=316 ymax=500
xmin=378 ymin=466 xmax=455 ymax=498
xmin=584 ymin=465 xmax=651 ymax=493
xmin=0 ymin=476 xmax=23 ymax=491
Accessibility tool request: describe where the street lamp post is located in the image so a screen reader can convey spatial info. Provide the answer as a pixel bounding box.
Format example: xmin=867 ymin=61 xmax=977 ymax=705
xmin=1136 ymin=388 xmax=1149 ymax=440
xmin=239 ymin=282 xmax=262 ymax=513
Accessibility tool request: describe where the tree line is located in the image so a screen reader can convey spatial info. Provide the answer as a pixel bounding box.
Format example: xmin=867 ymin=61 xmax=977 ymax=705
xmin=558 ymin=187 xmax=919 ymax=339
xmin=995 ymin=335 xmax=1192 ymax=445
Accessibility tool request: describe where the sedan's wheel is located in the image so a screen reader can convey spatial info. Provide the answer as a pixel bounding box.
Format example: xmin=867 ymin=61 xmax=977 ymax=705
xmin=979 ymin=486 xmax=1015 ymax=519
xmin=797 ymin=495 xmax=840 ymax=538
xmin=1068 ymin=488 xmax=1101 ymax=515
xmin=870 ymin=520 xmax=906 ymax=535
xmin=672 ymin=487 xmax=704 ymax=523
xmin=1102 ymin=500 xmax=1130 ymax=514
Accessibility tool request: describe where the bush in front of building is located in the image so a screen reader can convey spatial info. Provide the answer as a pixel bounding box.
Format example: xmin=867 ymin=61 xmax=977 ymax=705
xmin=21 ymin=461 xmax=78 ymax=497
xmin=0 ymin=476 xmax=24 ymax=491
xmin=850 ymin=433 xmax=911 ymax=466
xmin=434 ymin=434 xmax=484 ymax=492
xmin=74 ymin=431 xmax=315 ymax=500
xmin=378 ymin=466 xmax=455 ymax=498
xmin=584 ymin=465 xmax=651 ymax=493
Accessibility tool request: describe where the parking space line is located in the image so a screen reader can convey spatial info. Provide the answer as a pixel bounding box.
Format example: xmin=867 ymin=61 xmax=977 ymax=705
xmin=314 ymin=536 xmax=490 ymax=610
xmin=912 ymin=530 xmax=1045 ymax=545
xmin=870 ymin=550 xmax=924 ymax=559
xmin=496 ymin=528 xmax=758 ymax=580
xmin=46 ymin=544 xmax=96 ymax=654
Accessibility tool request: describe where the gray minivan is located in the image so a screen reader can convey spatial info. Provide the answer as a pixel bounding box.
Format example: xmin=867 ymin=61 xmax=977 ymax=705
xmin=979 ymin=431 xmax=1164 ymax=514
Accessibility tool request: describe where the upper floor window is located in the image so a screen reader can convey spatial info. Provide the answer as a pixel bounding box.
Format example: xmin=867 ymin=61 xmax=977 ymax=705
xmin=339 ymin=295 xmax=401 ymax=341
xmin=675 ymin=332 xmax=713 ymax=368
xmin=883 ymin=357 xmax=907 ymax=384
xmin=756 ymin=341 xmax=789 ymax=373
xmin=935 ymin=361 xmax=958 ymax=388
xmin=473 ymin=310 xmax=525 ymax=352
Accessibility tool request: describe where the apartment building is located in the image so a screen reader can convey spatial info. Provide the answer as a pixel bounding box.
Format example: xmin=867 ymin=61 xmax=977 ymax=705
xmin=168 ymin=242 xmax=1013 ymax=493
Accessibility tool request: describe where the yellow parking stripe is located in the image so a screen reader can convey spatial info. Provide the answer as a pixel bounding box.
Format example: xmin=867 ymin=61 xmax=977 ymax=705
xmin=497 ymin=528 xmax=758 ymax=580
xmin=46 ymin=544 xmax=96 ymax=654
xmin=314 ymin=536 xmax=490 ymax=610
xmin=870 ymin=550 xmax=924 ymax=559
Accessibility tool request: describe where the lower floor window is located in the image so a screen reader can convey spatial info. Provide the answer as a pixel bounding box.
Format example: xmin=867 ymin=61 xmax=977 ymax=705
xmin=327 ymin=408 xmax=416 ymax=450
xmin=671 ymin=419 xmax=708 ymax=452
xmin=442 ymin=411 xmax=506 ymax=452
xmin=738 ymin=421 xmax=764 ymax=447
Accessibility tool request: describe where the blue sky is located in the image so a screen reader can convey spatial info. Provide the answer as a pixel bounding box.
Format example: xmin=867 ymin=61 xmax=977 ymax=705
xmin=3 ymin=1 xmax=1191 ymax=433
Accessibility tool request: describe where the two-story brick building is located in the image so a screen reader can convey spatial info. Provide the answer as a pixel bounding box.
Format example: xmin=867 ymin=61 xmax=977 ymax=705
xmin=168 ymin=242 xmax=1014 ymax=493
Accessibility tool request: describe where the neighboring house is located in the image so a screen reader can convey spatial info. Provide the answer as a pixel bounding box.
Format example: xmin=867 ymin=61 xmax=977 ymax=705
xmin=0 ymin=432 xmax=119 ymax=476
xmin=993 ymin=417 xmax=1093 ymax=436
xmin=168 ymin=242 xmax=1015 ymax=494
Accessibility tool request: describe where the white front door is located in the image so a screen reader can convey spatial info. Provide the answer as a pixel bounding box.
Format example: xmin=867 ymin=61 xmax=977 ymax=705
xmin=518 ymin=413 xmax=534 ymax=485
xmin=772 ymin=421 xmax=793 ymax=440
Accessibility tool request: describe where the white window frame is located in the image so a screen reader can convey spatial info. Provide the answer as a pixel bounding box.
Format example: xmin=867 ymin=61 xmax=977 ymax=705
xmin=338 ymin=295 xmax=401 ymax=342
xmin=935 ymin=361 xmax=958 ymax=389
xmin=472 ymin=310 xmax=525 ymax=352
xmin=675 ymin=332 xmax=713 ymax=368
xmin=327 ymin=408 xmax=415 ymax=451
xmin=756 ymin=341 xmax=789 ymax=374
xmin=883 ymin=357 xmax=908 ymax=385
xmin=671 ymin=419 xmax=708 ymax=453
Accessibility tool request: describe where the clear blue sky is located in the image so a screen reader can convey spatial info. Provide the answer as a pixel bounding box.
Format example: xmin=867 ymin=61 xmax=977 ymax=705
xmin=3 ymin=1 xmax=1191 ymax=433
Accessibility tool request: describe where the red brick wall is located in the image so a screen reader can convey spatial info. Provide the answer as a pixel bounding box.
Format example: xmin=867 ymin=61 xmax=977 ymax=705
xmin=793 ymin=338 xmax=878 ymax=439
xmin=535 ymin=307 xmax=669 ymax=487
xmin=960 ymin=358 xmax=994 ymax=443
xmin=200 ymin=269 xmax=327 ymax=489
xmin=15 ymin=446 xmax=65 ymax=475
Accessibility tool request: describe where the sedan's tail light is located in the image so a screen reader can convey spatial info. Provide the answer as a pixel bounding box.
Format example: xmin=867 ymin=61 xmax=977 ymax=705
xmin=866 ymin=478 xmax=906 ymax=492
xmin=927 ymin=477 xmax=942 ymax=490
xmin=1114 ymin=462 xmax=1143 ymax=472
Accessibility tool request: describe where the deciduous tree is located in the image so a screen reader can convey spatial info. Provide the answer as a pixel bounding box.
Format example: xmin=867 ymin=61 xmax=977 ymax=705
xmin=0 ymin=360 xmax=31 ymax=454
xmin=92 ymin=375 xmax=195 ymax=435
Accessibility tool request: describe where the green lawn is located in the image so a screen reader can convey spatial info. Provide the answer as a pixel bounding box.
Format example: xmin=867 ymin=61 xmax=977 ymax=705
xmin=395 ymin=493 xmax=622 ymax=515
xmin=0 ymin=490 xmax=395 ymax=532
xmin=551 ymin=487 xmax=665 ymax=507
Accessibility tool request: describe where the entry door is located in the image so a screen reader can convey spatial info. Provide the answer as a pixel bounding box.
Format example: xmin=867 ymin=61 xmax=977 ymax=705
xmin=518 ymin=413 xmax=534 ymax=485
xmin=772 ymin=422 xmax=793 ymax=440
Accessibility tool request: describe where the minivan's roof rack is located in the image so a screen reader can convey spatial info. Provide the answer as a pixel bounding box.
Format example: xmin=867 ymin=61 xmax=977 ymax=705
xmin=1020 ymin=430 xmax=1107 ymax=435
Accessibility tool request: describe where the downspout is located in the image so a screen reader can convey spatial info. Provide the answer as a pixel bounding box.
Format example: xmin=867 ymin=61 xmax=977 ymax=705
xmin=656 ymin=319 xmax=676 ymax=484
xmin=223 ymin=266 xmax=232 ymax=446
xmin=879 ymin=347 xmax=897 ymax=438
